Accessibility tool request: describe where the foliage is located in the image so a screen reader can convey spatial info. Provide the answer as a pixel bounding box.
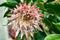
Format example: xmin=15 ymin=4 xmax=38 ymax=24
xmin=0 ymin=0 xmax=60 ymax=40
xmin=44 ymin=34 xmax=60 ymax=40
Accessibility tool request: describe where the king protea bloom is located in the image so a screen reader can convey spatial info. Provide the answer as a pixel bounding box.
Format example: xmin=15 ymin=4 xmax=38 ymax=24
xmin=8 ymin=2 xmax=44 ymax=39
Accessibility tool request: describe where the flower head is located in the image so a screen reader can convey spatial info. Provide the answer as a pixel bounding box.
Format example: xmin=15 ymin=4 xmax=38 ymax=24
xmin=8 ymin=2 xmax=43 ymax=39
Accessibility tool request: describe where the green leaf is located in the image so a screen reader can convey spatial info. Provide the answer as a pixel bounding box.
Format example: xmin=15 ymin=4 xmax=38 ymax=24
xmin=33 ymin=0 xmax=36 ymax=2
xmin=56 ymin=16 xmax=60 ymax=22
xmin=6 ymin=0 xmax=16 ymax=2
xmin=45 ymin=2 xmax=60 ymax=16
xmin=36 ymin=2 xmax=45 ymax=13
xmin=42 ymin=0 xmax=48 ymax=3
xmin=53 ymin=23 xmax=60 ymax=31
xmin=47 ymin=0 xmax=54 ymax=3
xmin=44 ymin=34 xmax=60 ymax=40
xmin=25 ymin=0 xmax=31 ymax=4
xmin=6 ymin=0 xmax=19 ymax=4
xmin=4 ymin=9 xmax=10 ymax=17
xmin=18 ymin=33 xmax=21 ymax=40
xmin=36 ymin=0 xmax=43 ymax=2
xmin=43 ymin=18 xmax=52 ymax=28
xmin=15 ymin=0 xmax=20 ymax=3
xmin=20 ymin=0 xmax=24 ymax=3
xmin=4 ymin=9 xmax=12 ymax=17
xmin=0 ymin=2 xmax=18 ymax=8
xmin=46 ymin=14 xmax=59 ymax=23
xmin=33 ymin=28 xmax=46 ymax=40
xmin=43 ymin=18 xmax=60 ymax=33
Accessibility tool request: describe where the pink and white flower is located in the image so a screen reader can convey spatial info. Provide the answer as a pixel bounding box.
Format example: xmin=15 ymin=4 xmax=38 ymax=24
xmin=8 ymin=2 xmax=43 ymax=39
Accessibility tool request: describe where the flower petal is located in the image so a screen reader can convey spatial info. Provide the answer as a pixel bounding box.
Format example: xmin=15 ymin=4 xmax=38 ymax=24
xmin=25 ymin=32 xmax=28 ymax=39
xmin=30 ymin=32 xmax=34 ymax=37
xmin=34 ymin=25 xmax=43 ymax=32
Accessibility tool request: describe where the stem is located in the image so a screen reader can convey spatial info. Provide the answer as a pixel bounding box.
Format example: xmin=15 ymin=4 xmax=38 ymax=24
xmin=27 ymin=36 xmax=32 ymax=40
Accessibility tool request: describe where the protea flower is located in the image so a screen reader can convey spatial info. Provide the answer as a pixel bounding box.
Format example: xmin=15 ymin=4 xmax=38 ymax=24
xmin=8 ymin=2 xmax=43 ymax=40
